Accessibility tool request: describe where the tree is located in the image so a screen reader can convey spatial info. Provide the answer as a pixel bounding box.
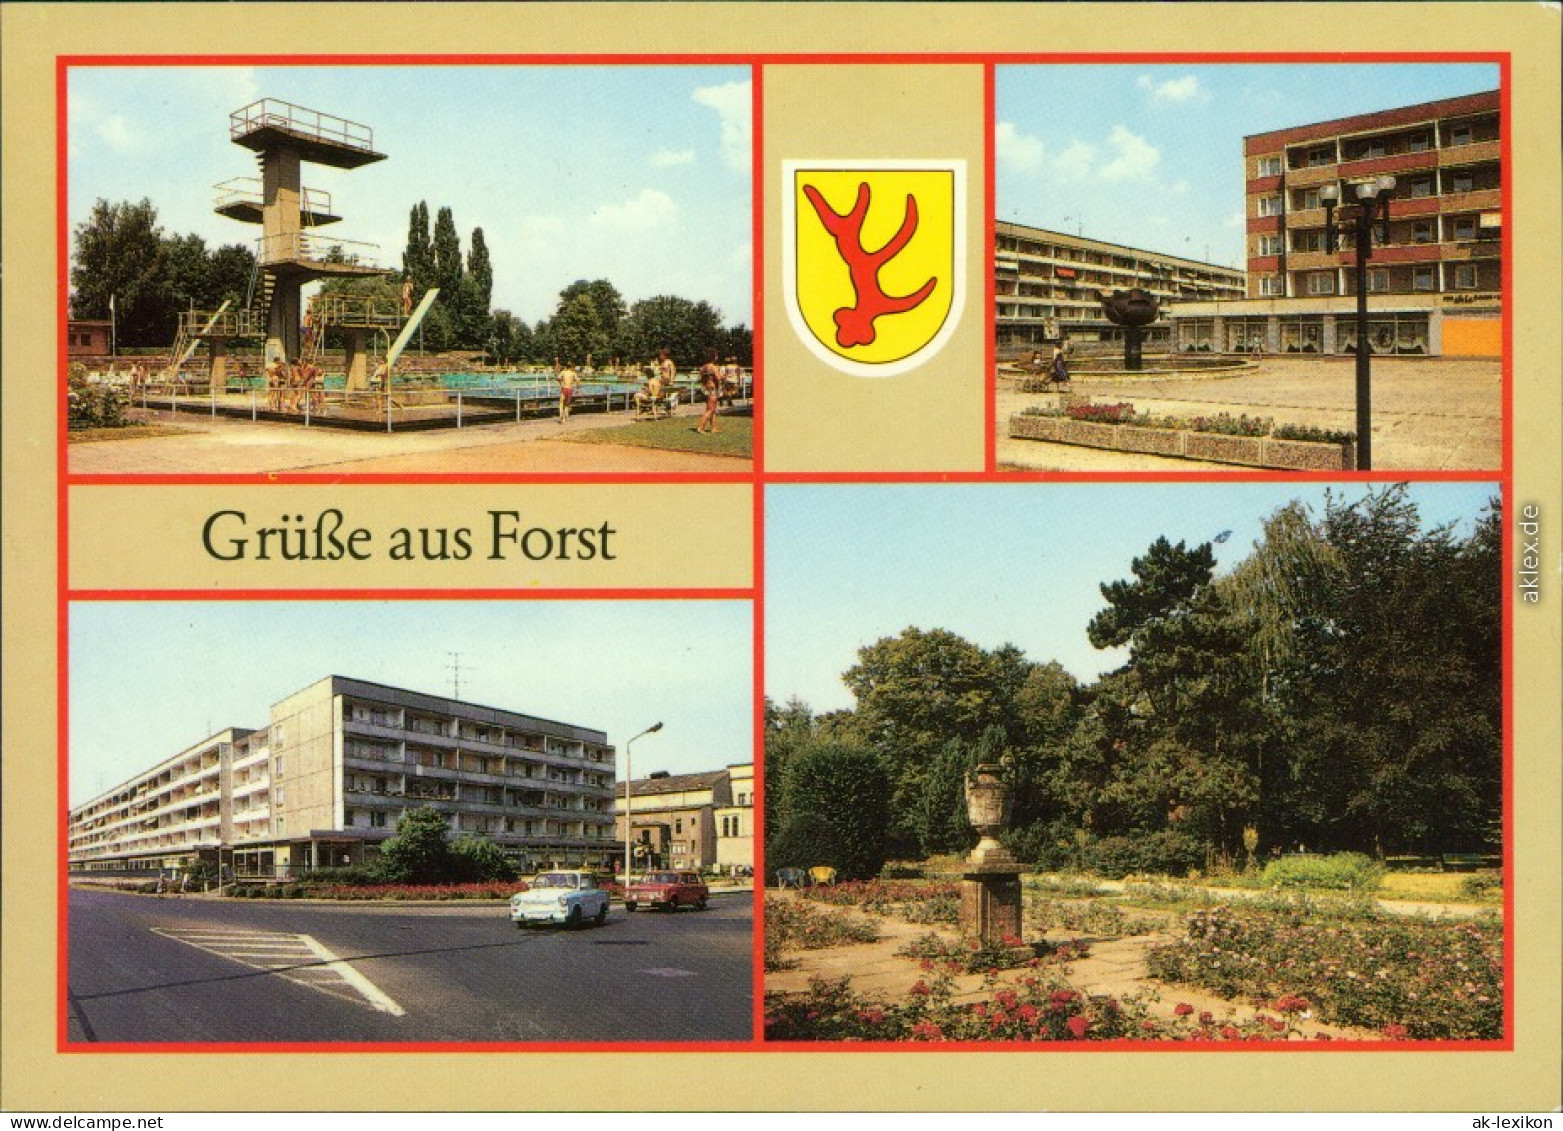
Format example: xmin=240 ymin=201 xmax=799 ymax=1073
xmin=449 ymin=835 xmax=517 ymax=882
xmin=377 ymin=807 xmax=455 ymax=884
xmin=842 ymin=627 xmax=1030 ymax=842
xmin=558 ymin=279 xmax=624 ymax=357
xmin=549 ymin=293 xmax=604 ymax=365
xmin=617 ymin=295 xmax=725 ymax=368
xmin=467 ymin=227 xmax=493 ymax=313
xmin=70 ymin=198 xmax=166 ymax=346
xmin=432 ymin=206 xmax=463 ymax=300
xmin=783 ymin=743 xmax=891 ymax=881
xmin=402 ymin=202 xmax=433 ymax=292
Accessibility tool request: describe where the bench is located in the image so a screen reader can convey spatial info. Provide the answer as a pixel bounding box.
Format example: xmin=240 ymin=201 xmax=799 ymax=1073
xmin=1440 ymin=853 xmax=1501 ymax=873
xmin=808 ymin=866 xmax=837 ymax=887
xmin=775 ymin=867 xmax=808 ymax=890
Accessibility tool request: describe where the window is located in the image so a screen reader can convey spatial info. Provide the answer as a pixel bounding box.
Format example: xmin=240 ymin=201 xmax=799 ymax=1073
xmin=1307 ymin=146 xmax=1334 ymax=167
xmin=273 ymin=757 xmax=284 ymax=779
xmin=1453 ymin=265 xmax=1479 ymax=289
xmin=1256 ymin=195 xmax=1283 ymax=218
xmin=274 ymin=787 xmax=285 ymax=806
xmin=1292 ymin=230 xmax=1326 ymax=253
xmin=1307 ymin=273 xmax=1336 ymax=296
xmin=1450 ymin=172 xmax=1474 ymax=195
xmin=1259 ymin=276 xmax=1285 ymax=297
xmin=1412 ymin=221 xmax=1434 ymax=244
xmin=1368 ymin=270 xmax=1390 ymax=293
xmin=1364 ymin=140 xmax=1387 ymax=158
xmin=1408 ymin=133 xmax=1430 ymax=152
xmin=1449 ymin=124 xmax=1473 ymax=146
xmin=1451 ymin=217 xmax=1477 ymax=241
xmin=1412 ymin=267 xmax=1436 ymax=292
xmin=1256 ymin=156 xmax=1282 ymax=177
xmin=1406 ymin=178 xmax=1434 ymax=199
xmin=370 ymin=810 xmax=388 ymax=828
xmin=1257 ymin=234 xmax=1282 ymax=256
xmin=1295 ymin=188 xmax=1322 ymax=210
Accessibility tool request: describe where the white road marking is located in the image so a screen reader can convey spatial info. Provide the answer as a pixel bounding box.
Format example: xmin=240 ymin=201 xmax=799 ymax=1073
xmin=640 ymin=967 xmax=698 ymax=977
xmin=153 ymin=926 xmax=405 ymax=1016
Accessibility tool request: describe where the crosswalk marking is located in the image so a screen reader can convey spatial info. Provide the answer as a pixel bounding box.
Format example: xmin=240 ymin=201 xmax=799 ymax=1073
xmin=153 ymin=926 xmax=406 ymax=1016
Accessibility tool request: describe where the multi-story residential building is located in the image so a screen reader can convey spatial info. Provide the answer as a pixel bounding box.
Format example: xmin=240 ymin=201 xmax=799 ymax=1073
xmin=713 ymin=762 xmax=754 ymax=874
xmin=995 ymin=221 xmax=1246 ymax=354
xmin=616 ymin=768 xmax=734 ymax=873
xmin=1172 ymin=90 xmax=1502 ymax=357
xmin=68 ymin=676 xmax=619 ymax=879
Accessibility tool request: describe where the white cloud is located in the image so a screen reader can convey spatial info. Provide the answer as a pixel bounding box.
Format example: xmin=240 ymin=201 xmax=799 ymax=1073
xmin=588 ymin=188 xmax=678 ymax=232
xmin=649 ymin=148 xmax=696 ymax=168
xmin=1138 ymin=73 xmax=1205 ymax=104
xmin=1097 ymin=125 xmax=1161 ymax=183
xmin=1052 ymin=139 xmax=1097 ymax=181
xmin=693 ymin=80 xmax=751 ymax=172
xmin=995 ymin=121 xmax=1045 ymax=173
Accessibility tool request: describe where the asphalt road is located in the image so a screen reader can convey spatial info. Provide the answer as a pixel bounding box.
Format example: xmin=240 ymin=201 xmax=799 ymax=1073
xmin=68 ymin=887 xmax=753 ymax=1045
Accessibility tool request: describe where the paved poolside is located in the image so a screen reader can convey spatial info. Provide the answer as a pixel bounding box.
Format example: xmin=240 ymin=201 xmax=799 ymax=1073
xmin=68 ymin=403 xmax=752 ymax=476
xmin=997 ymin=355 xmax=1502 ymax=473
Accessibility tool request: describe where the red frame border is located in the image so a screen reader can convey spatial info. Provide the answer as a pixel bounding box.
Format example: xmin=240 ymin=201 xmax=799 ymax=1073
xmin=57 ymin=49 xmax=1513 ymax=1056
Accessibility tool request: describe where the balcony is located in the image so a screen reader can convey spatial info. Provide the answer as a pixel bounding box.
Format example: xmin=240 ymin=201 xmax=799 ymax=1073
xmin=229 ymin=99 xmax=386 ymax=170
xmin=1439 ymin=139 xmax=1501 ymax=167
xmin=1285 ymin=165 xmax=1339 ymax=188
xmin=213 ymin=178 xmax=339 ymax=226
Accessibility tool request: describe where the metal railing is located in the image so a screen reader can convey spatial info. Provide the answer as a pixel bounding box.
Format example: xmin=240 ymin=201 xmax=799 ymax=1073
xmin=230 ymin=98 xmax=375 ymax=152
xmin=213 ymin=177 xmax=334 ymax=219
xmin=255 ymin=231 xmax=382 ymax=269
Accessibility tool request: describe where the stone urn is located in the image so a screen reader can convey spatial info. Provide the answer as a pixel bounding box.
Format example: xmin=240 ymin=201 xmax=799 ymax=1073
xmin=964 ymin=763 xmax=1015 ymax=865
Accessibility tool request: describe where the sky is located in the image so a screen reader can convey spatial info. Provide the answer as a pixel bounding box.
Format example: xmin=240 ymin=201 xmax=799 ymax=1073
xmin=997 ymin=63 xmax=1500 ymax=270
xmin=764 ymin=481 xmax=1499 ymax=714
xmin=69 ymin=601 xmax=751 ymax=806
xmin=67 ymin=64 xmax=753 ymax=327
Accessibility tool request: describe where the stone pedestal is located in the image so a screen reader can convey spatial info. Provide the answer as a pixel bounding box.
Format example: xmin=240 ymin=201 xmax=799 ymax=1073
xmin=342 ymin=328 xmax=371 ymax=391
xmin=960 ymin=861 xmax=1026 ymax=945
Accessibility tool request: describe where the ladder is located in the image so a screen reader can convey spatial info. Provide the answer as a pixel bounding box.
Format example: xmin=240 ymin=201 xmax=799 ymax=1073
xmin=165 ymin=301 xmax=232 ymax=380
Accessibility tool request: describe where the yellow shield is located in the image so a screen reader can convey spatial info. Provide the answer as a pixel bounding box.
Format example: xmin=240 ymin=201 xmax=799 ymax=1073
xmin=784 ymin=162 xmax=965 ymax=377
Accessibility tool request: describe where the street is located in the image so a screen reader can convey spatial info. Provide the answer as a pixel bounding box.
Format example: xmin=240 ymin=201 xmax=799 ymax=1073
xmin=67 ymin=887 xmax=753 ymax=1045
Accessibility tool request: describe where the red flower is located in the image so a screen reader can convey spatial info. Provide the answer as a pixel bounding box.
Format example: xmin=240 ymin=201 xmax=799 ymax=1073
xmin=1141 ymin=1020 xmax=1159 ymax=1033
xmin=911 ymin=1021 xmax=943 ymax=1041
xmin=1273 ymin=995 xmax=1311 ymax=1014
xmin=1174 ymin=1002 xmax=1194 ymax=1017
xmin=1066 ymin=1015 xmax=1090 ymax=1039
xmin=1313 ymin=1033 xmax=1334 ymax=1042
xmin=1002 ymin=934 xmax=1024 ymax=948
xmin=1382 ymin=1024 xmax=1410 ymax=1041
xmin=1018 ymin=1004 xmax=1038 ymax=1022
xmin=909 ymin=980 xmax=931 ymax=996
xmin=1220 ymin=1026 xmax=1242 ymax=1041
xmin=1199 ymin=1011 xmax=1214 ymax=1025
xmin=996 ymin=989 xmax=1019 ymax=1011
xmin=1049 ymin=989 xmax=1078 ymax=1005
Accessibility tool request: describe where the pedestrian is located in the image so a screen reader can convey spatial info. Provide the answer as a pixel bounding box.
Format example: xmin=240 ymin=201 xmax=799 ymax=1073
xmin=557 ymin=358 xmax=579 ymax=423
xmin=1051 ymin=341 xmax=1071 ymax=386
xmin=696 ymin=355 xmax=721 ymax=434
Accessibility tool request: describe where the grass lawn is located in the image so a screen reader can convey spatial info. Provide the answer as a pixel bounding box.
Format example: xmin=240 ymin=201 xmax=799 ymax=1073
xmin=68 ymin=423 xmax=192 ymax=443
xmin=1380 ymin=870 xmax=1499 ymax=903
xmin=562 ymin=411 xmax=752 ymax=459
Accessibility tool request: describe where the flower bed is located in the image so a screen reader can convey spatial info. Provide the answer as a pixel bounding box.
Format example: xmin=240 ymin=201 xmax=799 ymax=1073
xmin=764 ymin=973 xmax=1320 ymax=1044
xmin=1010 ymin=405 xmax=1355 ymax=471
xmin=1145 ymin=905 xmax=1503 ymax=1040
xmin=766 ymin=895 xmax=881 ymax=958
xmin=227 ymin=880 xmax=519 ymax=900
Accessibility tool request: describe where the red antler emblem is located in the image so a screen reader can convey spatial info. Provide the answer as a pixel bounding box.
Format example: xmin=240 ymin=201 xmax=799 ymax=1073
xmin=803 ymin=182 xmax=938 ymax=349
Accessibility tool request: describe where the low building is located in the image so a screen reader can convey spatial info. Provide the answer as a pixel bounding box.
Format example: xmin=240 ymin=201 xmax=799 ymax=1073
xmin=995 ymin=221 xmax=1246 ymax=354
xmin=67 ymin=320 xmax=113 ymax=361
xmin=68 ymin=676 xmax=619 ymax=879
xmin=713 ymin=762 xmax=754 ymax=874
xmin=616 ymin=768 xmax=736 ymax=873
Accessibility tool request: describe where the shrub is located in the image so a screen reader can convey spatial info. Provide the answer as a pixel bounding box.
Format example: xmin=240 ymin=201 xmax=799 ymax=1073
xmin=1262 ymin=852 xmax=1384 ymax=893
xmin=1083 ymin=831 xmax=1207 ymax=879
xmin=68 ymin=369 xmax=129 ymax=430
xmin=1272 ymin=422 xmax=1356 ymax=445
xmin=1459 ymin=872 xmax=1502 ymax=899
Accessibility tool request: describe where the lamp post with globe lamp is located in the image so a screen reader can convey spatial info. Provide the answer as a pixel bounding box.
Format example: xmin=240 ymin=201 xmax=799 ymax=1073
xmin=1320 ymin=174 xmax=1396 ymax=471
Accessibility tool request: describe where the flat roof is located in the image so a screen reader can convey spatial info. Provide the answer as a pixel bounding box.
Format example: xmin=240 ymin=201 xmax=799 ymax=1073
xmin=1245 ymin=90 xmax=1499 ymax=154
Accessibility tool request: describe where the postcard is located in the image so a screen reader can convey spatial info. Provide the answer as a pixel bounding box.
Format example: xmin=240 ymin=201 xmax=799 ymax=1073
xmin=2 ymin=0 xmax=1558 ymax=1115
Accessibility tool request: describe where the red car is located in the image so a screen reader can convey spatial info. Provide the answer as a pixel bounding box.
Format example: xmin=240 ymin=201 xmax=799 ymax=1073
xmin=624 ymin=870 xmax=710 ymax=912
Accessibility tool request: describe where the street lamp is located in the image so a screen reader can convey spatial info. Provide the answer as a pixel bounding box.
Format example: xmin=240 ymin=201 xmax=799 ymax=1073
xmin=1320 ymin=174 xmax=1396 ymax=470
xmin=622 ymin=722 xmax=663 ymax=886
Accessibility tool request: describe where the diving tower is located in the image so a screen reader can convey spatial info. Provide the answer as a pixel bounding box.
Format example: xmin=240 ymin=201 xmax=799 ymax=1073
xmin=217 ymin=98 xmax=391 ymax=378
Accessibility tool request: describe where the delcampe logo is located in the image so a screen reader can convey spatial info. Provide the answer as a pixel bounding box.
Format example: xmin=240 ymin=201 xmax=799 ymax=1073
xmin=783 ymin=160 xmax=966 ymax=377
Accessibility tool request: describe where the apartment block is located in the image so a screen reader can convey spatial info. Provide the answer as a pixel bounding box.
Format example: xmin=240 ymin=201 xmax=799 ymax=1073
xmin=1173 ymin=90 xmax=1502 ymax=357
xmin=69 ymin=676 xmax=618 ymax=879
xmin=995 ymin=220 xmax=1246 ymax=354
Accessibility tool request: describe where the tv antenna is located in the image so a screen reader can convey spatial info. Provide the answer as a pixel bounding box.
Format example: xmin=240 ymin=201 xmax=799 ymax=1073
xmin=447 ymin=652 xmax=476 ymax=700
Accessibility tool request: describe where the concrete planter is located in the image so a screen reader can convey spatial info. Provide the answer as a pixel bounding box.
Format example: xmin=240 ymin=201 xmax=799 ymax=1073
xmin=1008 ymin=414 xmax=1356 ymax=471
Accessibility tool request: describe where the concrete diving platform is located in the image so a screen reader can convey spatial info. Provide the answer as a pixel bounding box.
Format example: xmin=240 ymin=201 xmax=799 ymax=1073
xmin=229 ymin=99 xmax=386 ymax=169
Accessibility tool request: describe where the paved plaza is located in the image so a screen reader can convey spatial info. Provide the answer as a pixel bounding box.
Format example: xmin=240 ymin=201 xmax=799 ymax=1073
xmin=997 ymin=355 xmax=1502 ymax=473
xmin=69 ymin=403 xmax=752 ymax=476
